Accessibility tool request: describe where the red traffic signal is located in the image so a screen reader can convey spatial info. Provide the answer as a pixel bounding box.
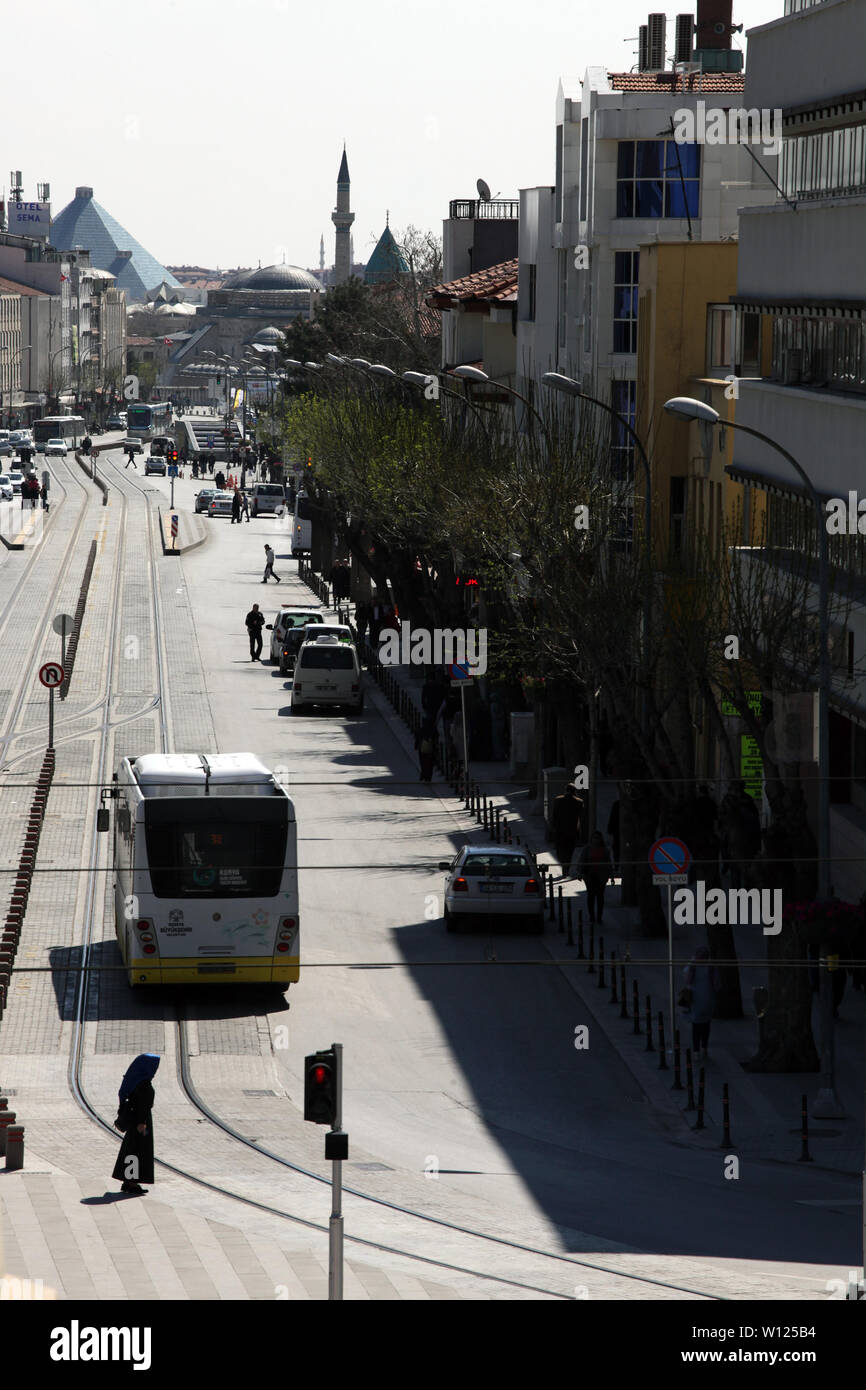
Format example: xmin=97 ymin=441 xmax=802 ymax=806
xmin=304 ymin=1048 xmax=338 ymax=1125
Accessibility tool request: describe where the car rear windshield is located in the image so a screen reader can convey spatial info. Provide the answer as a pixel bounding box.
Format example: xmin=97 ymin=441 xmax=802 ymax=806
xmin=299 ymin=647 xmax=355 ymax=670
xmin=257 ymin=485 xmax=284 ymax=496
xmin=461 ymin=855 xmax=531 ymax=876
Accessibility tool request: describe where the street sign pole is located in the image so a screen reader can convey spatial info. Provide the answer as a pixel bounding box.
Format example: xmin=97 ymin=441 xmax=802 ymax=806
xmin=667 ymin=881 xmax=674 ymax=1061
xmin=460 ymin=683 xmax=469 ymax=791
xmin=48 ymin=686 xmax=54 ymax=749
xmin=170 ymin=474 xmax=175 ymax=509
xmin=60 ymin=615 xmax=67 ymax=672
xmin=328 ymin=1041 xmax=344 ymax=1302
xmin=649 ymin=836 xmax=691 ymax=1062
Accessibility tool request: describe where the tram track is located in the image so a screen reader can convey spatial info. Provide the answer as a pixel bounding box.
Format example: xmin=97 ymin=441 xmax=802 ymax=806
xmin=60 ymin=454 xmax=726 ymax=1301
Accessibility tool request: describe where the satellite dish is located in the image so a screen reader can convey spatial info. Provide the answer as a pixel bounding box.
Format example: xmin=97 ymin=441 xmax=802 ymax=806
xmin=476 ymin=178 xmax=491 ymax=202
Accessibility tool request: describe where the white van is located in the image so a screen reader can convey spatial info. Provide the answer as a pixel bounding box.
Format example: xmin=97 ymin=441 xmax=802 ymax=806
xmin=250 ymin=483 xmax=286 ymax=516
xmin=291 ymin=492 xmax=312 ymax=556
xmin=291 ymin=636 xmax=363 ymax=715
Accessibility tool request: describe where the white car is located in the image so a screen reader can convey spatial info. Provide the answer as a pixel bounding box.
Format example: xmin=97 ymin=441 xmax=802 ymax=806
xmin=194 ymin=488 xmax=217 ymax=514
xmin=8 ymin=470 xmax=23 ymax=495
xmin=439 ymin=846 xmax=544 ymax=933
xmin=265 ymin=604 xmax=326 ymax=666
xmin=44 ymin=438 xmax=68 ymax=457
xmin=208 ymin=490 xmax=235 ymax=517
xmin=144 ymin=456 xmax=167 ymax=476
xmin=291 ymin=635 xmax=363 ymax=715
xmin=0 ymin=474 xmax=13 ymax=501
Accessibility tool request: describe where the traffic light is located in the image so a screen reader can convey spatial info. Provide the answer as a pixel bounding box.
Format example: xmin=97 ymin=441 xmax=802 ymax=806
xmin=216 ymin=373 xmax=222 ymax=386
xmin=171 ymin=448 xmax=179 ymax=464
xmin=304 ymin=1048 xmax=338 ymax=1125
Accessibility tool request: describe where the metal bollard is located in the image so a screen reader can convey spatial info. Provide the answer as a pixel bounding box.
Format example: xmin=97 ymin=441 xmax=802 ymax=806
xmin=672 ymin=1029 xmax=683 ymax=1091
xmin=597 ymin=942 xmax=605 ymax=988
xmin=720 ymin=1083 xmax=732 ymax=1148
xmin=694 ymin=1068 xmax=706 ymax=1131
xmin=503 ymin=818 xmax=511 ymax=844
xmin=632 ymin=980 xmax=641 ymax=1034
xmin=0 ymin=1111 xmax=16 ymax=1156
xmin=685 ymin=1048 xmax=696 ymax=1110
xmin=645 ymin=995 xmax=654 ymax=1051
xmin=619 ymin=962 xmax=628 ymax=1019
xmin=482 ymin=796 xmax=489 ymax=832
xmin=576 ymin=907 xmax=584 ymax=959
xmin=609 ymin=949 xmax=618 ymax=1003
xmin=566 ymin=899 xmax=574 ymax=947
xmin=547 ymin=876 xmax=555 ymax=922
xmin=657 ymin=1012 xmax=668 ymax=1069
xmin=557 ymin=885 xmax=564 ymax=933
xmin=798 ymin=1094 xmax=814 ymax=1162
xmin=5 ymin=1125 xmax=23 ymax=1171
xmin=494 ymin=807 xmax=501 ymax=843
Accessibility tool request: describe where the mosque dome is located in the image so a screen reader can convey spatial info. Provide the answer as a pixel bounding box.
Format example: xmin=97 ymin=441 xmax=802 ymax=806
xmin=251 ymin=325 xmax=286 ymax=344
xmin=233 ymin=263 xmax=321 ymax=292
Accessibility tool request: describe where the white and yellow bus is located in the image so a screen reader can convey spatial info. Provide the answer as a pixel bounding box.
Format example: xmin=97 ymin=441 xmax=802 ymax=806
xmin=109 ymin=753 xmax=299 ymax=988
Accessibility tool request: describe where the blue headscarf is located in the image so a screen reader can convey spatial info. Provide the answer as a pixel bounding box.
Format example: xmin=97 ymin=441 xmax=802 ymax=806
xmin=118 ymin=1053 xmax=161 ymax=1102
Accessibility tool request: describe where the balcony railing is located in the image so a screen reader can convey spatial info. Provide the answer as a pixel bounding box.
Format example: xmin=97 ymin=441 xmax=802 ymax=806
xmin=448 ymin=199 xmax=519 ymax=220
xmin=784 ymin=0 xmax=830 ymax=13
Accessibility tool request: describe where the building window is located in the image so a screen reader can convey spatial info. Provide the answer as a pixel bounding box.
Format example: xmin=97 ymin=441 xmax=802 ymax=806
xmin=707 ymin=305 xmax=735 ymax=375
xmin=613 ymin=251 xmax=639 ymax=353
xmin=772 ymin=315 xmax=866 ymax=396
xmin=610 ymin=379 xmax=636 ymax=482
xmin=616 ymin=140 xmax=701 ymax=219
xmin=579 ymin=118 xmax=589 ymax=223
xmin=558 ymin=251 xmax=568 ymax=350
xmin=780 ymin=121 xmax=866 ymax=201
xmin=523 ymin=264 xmax=537 ymax=322
xmin=555 ymin=125 xmax=564 ymax=223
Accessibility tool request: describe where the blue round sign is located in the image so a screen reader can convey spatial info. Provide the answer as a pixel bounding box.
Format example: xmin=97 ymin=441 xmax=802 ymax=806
xmin=648 ymin=836 xmax=691 ymax=876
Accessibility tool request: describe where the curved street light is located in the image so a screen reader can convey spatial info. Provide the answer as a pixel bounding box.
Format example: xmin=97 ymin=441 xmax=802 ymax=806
xmin=452 ymin=363 xmax=551 ymax=451
xmin=401 ymin=369 xmax=491 ymax=440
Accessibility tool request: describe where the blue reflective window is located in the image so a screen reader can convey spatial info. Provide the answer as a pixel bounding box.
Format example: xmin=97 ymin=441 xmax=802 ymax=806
xmin=616 ymin=140 xmax=701 ymax=220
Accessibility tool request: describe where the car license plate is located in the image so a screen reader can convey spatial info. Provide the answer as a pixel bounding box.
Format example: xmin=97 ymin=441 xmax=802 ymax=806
xmin=316 ymin=684 xmax=336 ymax=692
xmin=480 ymin=883 xmax=513 ymax=893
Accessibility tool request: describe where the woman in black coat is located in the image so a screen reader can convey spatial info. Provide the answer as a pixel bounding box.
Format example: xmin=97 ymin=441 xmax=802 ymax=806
xmin=112 ymin=1053 xmax=160 ymax=1195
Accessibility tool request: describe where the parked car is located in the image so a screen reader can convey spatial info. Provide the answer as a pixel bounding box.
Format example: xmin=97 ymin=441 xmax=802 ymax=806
xmin=438 ymin=847 xmax=544 ymax=933
xmin=121 ymin=438 xmax=143 ymax=455
xmin=265 ymin=604 xmax=326 ymax=666
xmin=194 ymin=488 xmax=217 ymax=514
xmin=296 ymin=622 xmax=354 ymax=652
xmin=8 ymin=470 xmax=23 ymax=495
xmin=107 ymin=414 xmax=124 ymax=429
xmin=0 ymin=439 xmax=12 ymax=458
xmin=44 ymin=438 xmax=68 ymax=457
xmin=9 ymin=429 xmax=32 ymax=445
xmin=144 ymin=455 xmax=167 ymax=476
xmin=291 ymin=635 xmax=363 ymax=715
xmin=249 ymin=482 xmax=287 ymax=516
xmin=208 ymin=490 xmax=235 ymax=517
xmin=0 ymin=474 xmax=13 ymax=501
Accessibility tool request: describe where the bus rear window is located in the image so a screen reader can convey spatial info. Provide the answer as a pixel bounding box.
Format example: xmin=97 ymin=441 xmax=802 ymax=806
xmin=299 ymin=647 xmax=354 ymax=670
xmin=144 ymin=800 xmax=288 ymax=897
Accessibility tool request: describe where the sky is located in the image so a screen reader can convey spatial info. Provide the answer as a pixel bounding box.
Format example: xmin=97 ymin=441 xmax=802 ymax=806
xmin=3 ymin=0 xmax=784 ymax=275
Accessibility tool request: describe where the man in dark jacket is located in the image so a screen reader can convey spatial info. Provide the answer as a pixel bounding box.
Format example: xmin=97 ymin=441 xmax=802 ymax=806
xmin=245 ymin=603 xmax=265 ymax=661
xmin=551 ymin=784 xmax=585 ymax=876
xmin=231 ymin=488 xmax=242 ymax=524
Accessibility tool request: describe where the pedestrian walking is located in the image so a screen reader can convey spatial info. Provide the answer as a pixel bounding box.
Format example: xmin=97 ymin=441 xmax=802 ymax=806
xmin=112 ymin=1052 xmax=160 ymax=1195
xmin=551 ymin=783 xmax=585 ymax=877
xmin=355 ymin=601 xmax=371 ymax=642
xmin=245 ymin=602 xmax=265 ymax=660
xmin=262 ymin=543 xmax=280 ymax=583
xmin=680 ymin=947 xmax=721 ymax=1061
xmin=215 ymin=469 xmax=226 ymax=492
xmin=125 ymin=445 xmax=137 ymax=469
xmin=241 ymin=490 xmax=250 ymax=522
xmin=578 ymin=830 xmax=613 ymax=925
xmin=40 ymin=482 xmax=49 ymax=511
xmin=231 ymin=488 xmax=242 ymax=524
xmin=414 ymin=718 xmax=436 ymax=783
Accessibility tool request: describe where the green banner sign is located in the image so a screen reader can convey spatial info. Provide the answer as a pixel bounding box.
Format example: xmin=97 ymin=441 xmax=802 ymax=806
xmin=722 ymin=690 xmax=762 ymax=718
xmin=740 ymin=733 xmax=763 ymax=800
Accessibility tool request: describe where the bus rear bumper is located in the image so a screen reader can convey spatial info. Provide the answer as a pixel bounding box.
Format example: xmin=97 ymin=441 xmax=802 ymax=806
xmin=127 ymin=955 xmax=300 ymax=986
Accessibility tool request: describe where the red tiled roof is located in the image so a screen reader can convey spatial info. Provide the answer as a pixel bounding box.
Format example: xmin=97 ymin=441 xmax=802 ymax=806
xmin=0 ymin=275 xmax=45 ymax=297
xmin=607 ymin=70 xmax=745 ymax=92
xmin=427 ymin=259 xmax=518 ymax=309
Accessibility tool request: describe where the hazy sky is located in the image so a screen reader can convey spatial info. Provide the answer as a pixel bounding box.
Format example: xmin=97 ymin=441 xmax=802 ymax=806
xmin=3 ymin=0 xmax=783 ymax=273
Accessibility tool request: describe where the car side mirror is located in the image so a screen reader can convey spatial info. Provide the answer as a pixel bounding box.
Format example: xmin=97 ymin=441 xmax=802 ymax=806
xmin=438 ymin=861 xmax=451 ymax=871
xmin=265 ymin=624 xmax=273 ymax=630
xmin=96 ymin=808 xmax=110 ymax=833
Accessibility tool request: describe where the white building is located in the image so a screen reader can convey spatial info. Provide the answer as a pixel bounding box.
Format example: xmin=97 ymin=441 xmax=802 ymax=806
xmin=516 ymin=4 xmax=778 ymax=435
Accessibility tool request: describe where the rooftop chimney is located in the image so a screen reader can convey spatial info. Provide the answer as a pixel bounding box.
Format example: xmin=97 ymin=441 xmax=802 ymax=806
xmin=694 ymin=0 xmax=743 ymax=71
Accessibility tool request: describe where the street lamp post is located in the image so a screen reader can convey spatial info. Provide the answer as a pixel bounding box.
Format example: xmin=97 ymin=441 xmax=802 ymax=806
xmin=452 ymin=364 xmax=552 ymax=452
xmin=663 ymin=396 xmax=839 ymax=1118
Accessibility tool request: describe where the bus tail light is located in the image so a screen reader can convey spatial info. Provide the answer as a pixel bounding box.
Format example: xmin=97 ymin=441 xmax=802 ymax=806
xmin=279 ymin=918 xmax=296 ymax=940
xmin=277 ymin=943 xmax=290 ymax=952
xmin=453 ymin=877 xmax=468 ymax=893
xmin=143 ymin=945 xmax=156 ymax=955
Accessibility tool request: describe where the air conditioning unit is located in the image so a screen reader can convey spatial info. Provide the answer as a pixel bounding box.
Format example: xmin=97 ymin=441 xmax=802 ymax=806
xmin=674 ymin=13 xmax=694 ymax=63
xmin=639 ymin=25 xmax=648 ymax=69
xmin=647 ymin=13 xmax=666 ymax=70
xmin=781 ymin=348 xmax=802 ymax=385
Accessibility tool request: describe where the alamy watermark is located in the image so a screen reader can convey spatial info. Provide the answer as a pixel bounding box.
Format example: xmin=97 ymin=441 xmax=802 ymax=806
xmin=673 ymin=101 xmax=782 ymax=157
xmin=378 ymin=620 xmax=487 ymax=675
xmin=673 ymin=883 xmax=782 ymax=936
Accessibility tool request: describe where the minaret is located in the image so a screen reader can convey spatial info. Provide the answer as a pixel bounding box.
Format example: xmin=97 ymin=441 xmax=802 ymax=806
xmin=331 ymin=144 xmax=354 ymax=286
xmin=319 ymin=234 xmax=325 ymax=273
